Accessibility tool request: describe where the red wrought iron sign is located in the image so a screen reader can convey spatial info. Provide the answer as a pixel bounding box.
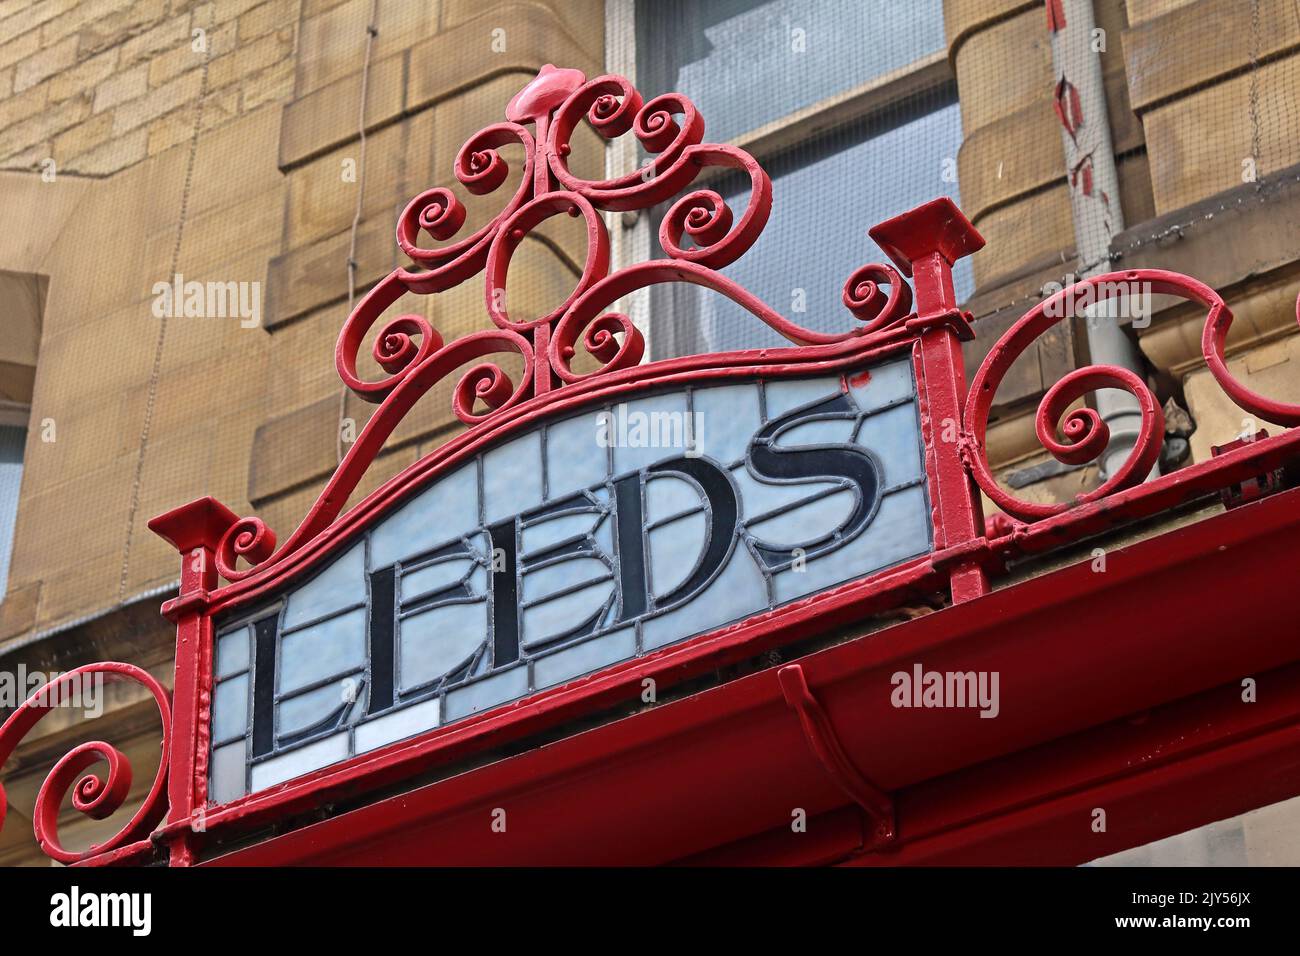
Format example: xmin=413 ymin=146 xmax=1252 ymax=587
xmin=2 ymin=65 xmax=1299 ymax=866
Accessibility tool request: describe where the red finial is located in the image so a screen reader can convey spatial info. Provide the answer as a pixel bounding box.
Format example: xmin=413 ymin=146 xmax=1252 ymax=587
xmin=506 ymin=64 xmax=587 ymax=124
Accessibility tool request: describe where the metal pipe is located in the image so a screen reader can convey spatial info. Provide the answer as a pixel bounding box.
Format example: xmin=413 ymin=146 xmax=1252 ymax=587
xmin=1047 ymin=0 xmax=1156 ymax=480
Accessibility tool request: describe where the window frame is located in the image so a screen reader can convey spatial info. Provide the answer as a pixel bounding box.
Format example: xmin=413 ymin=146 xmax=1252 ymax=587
xmin=0 ymin=409 xmax=29 ymax=599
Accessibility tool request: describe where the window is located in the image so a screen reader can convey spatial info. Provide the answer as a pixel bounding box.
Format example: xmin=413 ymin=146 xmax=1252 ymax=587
xmin=613 ymin=0 xmax=969 ymax=359
xmin=0 ymin=268 xmax=41 ymax=600
xmin=0 ymin=423 xmax=24 ymax=597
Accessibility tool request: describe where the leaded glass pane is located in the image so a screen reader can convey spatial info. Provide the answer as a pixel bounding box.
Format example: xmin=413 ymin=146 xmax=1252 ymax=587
xmin=279 ymin=608 xmax=367 ymax=694
xmin=212 ymin=673 xmax=248 ymax=744
xmin=645 ymin=474 xmax=705 ymax=524
xmin=400 ymin=552 xmax=475 ymax=603
xmin=522 ymin=556 xmax=611 ymax=603
xmin=545 ymin=411 xmax=609 ymax=499
xmin=534 ymin=628 xmax=638 ymax=689
xmin=355 ymin=696 xmax=441 ymax=753
xmin=483 ymin=431 xmax=543 ymax=524
xmin=209 ymin=741 xmax=247 ymax=804
xmin=642 ymin=544 xmax=768 ymax=649
xmin=748 ymin=487 xmax=857 ymax=549
xmin=279 ymin=679 xmax=360 ymax=739
xmin=690 ymin=383 xmax=763 ymax=465
xmin=370 ymin=463 xmax=478 ymax=570
xmin=399 ymin=601 xmax=487 ymax=692
xmin=443 ymin=667 xmax=530 ymax=722
xmin=250 ymin=733 xmax=349 ymax=792
xmin=521 ymin=508 xmax=605 ymax=556
xmin=522 ymin=580 xmax=615 ymax=648
xmin=648 ymin=511 xmax=708 ymax=598
xmin=215 ymin=625 xmax=250 ymax=679
xmin=282 ymin=542 xmax=365 ymax=629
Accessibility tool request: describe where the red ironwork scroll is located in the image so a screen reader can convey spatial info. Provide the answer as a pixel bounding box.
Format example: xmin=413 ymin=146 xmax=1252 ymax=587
xmin=962 ymin=272 xmax=1300 ymax=525
xmin=0 ymin=663 xmax=170 ymax=864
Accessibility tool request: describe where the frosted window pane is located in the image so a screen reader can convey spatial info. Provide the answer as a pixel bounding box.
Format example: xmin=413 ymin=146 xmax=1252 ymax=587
xmin=250 ymin=732 xmax=349 ymax=791
xmin=483 ymin=431 xmax=542 ymax=524
xmin=522 ymin=580 xmax=614 ymax=647
xmin=748 ymin=489 xmax=856 ymax=549
xmin=546 ymin=411 xmax=609 ymax=499
xmin=690 ymin=384 xmax=762 ymax=465
xmin=522 ymin=508 xmax=604 ymax=556
xmin=212 ymin=673 xmax=248 ymax=743
xmin=643 ymin=543 xmax=767 ymax=649
xmin=849 ymin=358 xmax=914 ymax=413
xmin=648 ymin=511 xmax=708 ymax=598
xmin=399 ymin=601 xmax=487 ymax=691
xmin=279 ymin=608 xmax=367 ymax=694
xmin=645 ymin=474 xmax=704 ymax=523
xmin=355 ymin=696 xmax=441 ymax=753
xmin=637 ymin=0 xmax=946 ymax=142
xmin=282 ymin=542 xmax=365 ymax=629
xmin=209 ymin=741 xmax=247 ymax=804
xmin=400 ymin=554 xmax=474 ymax=603
xmin=370 ymin=463 xmax=478 ymax=570
xmin=856 ymin=404 xmax=924 ymax=487
xmin=215 ymin=626 xmax=249 ymax=678
xmin=534 ymin=628 xmax=638 ymax=689
xmin=611 ymin=393 xmax=691 ymax=476
xmin=649 ymin=103 xmax=969 ymax=359
xmin=443 ymin=666 xmax=529 ymax=721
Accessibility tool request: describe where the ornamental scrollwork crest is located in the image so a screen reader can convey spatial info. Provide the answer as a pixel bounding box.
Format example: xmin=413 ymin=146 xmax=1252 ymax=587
xmin=214 ymin=64 xmax=915 ymax=583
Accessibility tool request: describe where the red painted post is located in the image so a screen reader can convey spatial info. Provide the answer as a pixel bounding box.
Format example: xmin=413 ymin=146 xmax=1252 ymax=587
xmin=870 ymin=199 xmax=990 ymax=603
xmin=149 ymin=496 xmax=240 ymax=866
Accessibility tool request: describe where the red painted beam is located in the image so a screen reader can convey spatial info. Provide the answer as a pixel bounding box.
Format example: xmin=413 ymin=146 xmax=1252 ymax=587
xmin=202 ymin=486 xmax=1300 ymax=866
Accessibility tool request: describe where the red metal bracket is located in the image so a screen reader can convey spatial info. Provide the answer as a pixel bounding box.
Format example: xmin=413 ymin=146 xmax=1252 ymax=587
xmin=776 ymin=664 xmax=895 ymax=851
xmin=1211 ymin=429 xmax=1289 ymax=508
xmin=905 ymin=307 xmax=976 ymax=341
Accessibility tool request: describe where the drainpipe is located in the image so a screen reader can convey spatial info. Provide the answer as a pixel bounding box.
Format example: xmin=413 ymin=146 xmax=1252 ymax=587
xmin=1046 ymin=0 xmax=1155 ymax=480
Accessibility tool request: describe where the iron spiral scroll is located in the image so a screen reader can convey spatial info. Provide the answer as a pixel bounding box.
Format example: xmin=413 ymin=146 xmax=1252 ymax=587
xmin=961 ymin=272 xmax=1300 ymax=522
xmin=0 ymin=663 xmax=171 ymax=864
